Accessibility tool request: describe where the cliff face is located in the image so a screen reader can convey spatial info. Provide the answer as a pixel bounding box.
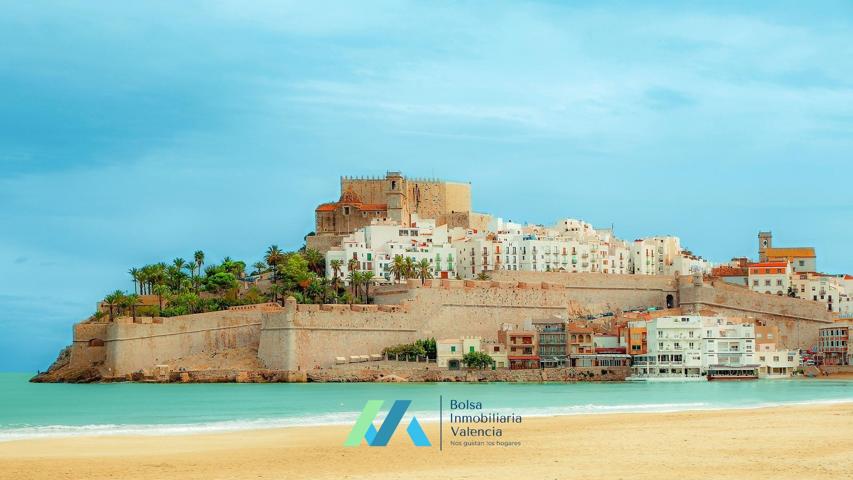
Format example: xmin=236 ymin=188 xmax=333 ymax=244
xmin=30 ymin=345 xmax=103 ymax=383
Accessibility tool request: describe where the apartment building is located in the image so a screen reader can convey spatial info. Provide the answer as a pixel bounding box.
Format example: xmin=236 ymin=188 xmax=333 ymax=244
xmin=701 ymin=317 xmax=758 ymax=380
xmin=818 ymin=324 xmax=850 ymax=366
xmin=748 ymin=261 xmax=792 ymax=296
xmin=631 ymin=316 xmax=704 ymax=379
xmin=629 ymin=316 xmax=758 ymax=380
xmin=498 ymin=325 xmax=539 ymax=369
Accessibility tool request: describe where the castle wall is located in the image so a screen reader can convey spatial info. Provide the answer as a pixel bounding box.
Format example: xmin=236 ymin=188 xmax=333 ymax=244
xmin=67 ymin=322 xmax=110 ymax=371
xmin=678 ymin=277 xmax=833 ymax=349
xmin=69 ymin=272 xmax=838 ymax=377
xmin=102 ymin=311 xmax=262 ymax=376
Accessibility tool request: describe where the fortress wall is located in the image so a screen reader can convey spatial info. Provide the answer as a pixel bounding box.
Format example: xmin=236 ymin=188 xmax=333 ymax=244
xmin=67 ymin=322 xmax=110 ymax=370
xmin=490 ymin=271 xmax=678 ymax=292
xmin=679 ymin=277 xmax=833 ymax=349
xmin=340 ymin=177 xmax=386 ymax=204
xmin=276 ymin=277 xmax=681 ymax=369
xmin=103 ymin=311 xmax=262 ymax=376
xmin=258 ymin=300 xmax=418 ymax=371
xmin=83 ymin=271 xmax=839 ymax=375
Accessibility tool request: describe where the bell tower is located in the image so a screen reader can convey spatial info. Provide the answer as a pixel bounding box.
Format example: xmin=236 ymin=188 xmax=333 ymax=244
xmin=384 ymin=171 xmax=405 ymax=224
xmin=758 ymin=231 xmax=772 ymax=262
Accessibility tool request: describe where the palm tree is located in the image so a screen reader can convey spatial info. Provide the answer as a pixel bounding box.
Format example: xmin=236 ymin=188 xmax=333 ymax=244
xmin=390 ymin=255 xmax=406 ymax=283
xmin=303 ymin=248 xmax=325 ymax=276
xmin=269 ymin=284 xmax=285 ymax=306
xmin=152 ymin=284 xmax=170 ymax=314
xmin=128 ymin=268 xmax=140 ymax=294
xmin=329 ymin=259 xmax=343 ymax=289
xmin=476 ymin=271 xmax=491 ymax=281
xmin=265 ymin=245 xmax=284 ymax=283
xmin=124 ymin=293 xmax=140 ymax=322
xmin=193 ymin=250 xmax=205 ymax=291
xmin=361 ymin=271 xmax=375 ymax=304
xmin=347 ymin=270 xmax=362 ymax=303
xmin=173 ymin=257 xmax=186 ymax=273
xmin=347 ymin=258 xmax=359 ymax=275
xmin=252 ymin=261 xmax=267 ymax=276
xmin=104 ymin=290 xmax=124 ymax=321
xmin=416 ymin=259 xmax=433 ymax=285
xmin=316 ymin=277 xmax=330 ymax=304
xmin=404 ymin=257 xmax=416 ymax=280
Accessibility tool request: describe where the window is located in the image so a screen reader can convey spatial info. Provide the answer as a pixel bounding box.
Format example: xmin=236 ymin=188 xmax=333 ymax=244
xmin=450 ymin=346 xmax=456 ymax=353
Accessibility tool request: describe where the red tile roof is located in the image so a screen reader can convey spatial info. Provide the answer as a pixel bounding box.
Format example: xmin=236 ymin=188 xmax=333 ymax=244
xmin=749 ymin=262 xmax=788 ymax=268
xmin=356 ymin=203 xmax=387 ymax=211
xmin=712 ymin=265 xmax=748 ymax=277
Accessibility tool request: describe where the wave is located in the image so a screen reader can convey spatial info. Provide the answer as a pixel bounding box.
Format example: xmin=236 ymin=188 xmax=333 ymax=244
xmin=1 ymin=398 xmax=850 ymax=442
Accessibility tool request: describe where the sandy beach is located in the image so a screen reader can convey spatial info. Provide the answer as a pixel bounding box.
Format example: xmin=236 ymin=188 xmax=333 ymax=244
xmin=1 ymin=403 xmax=851 ymax=480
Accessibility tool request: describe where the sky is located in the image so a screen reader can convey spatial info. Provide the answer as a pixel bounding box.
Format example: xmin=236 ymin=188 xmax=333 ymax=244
xmin=1 ymin=1 xmax=852 ymax=371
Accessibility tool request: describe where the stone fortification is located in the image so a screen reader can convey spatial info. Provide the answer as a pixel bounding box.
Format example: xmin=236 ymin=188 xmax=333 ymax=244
xmin=40 ymin=272 xmax=834 ymax=382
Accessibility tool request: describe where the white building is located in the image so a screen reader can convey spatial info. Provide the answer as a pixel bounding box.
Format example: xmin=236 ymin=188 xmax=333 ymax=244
xmin=701 ymin=317 xmax=758 ymax=379
xmin=437 ymin=336 xmax=507 ymax=369
xmin=631 ymin=316 xmax=704 ymax=379
xmin=748 ymin=261 xmax=792 ymax=296
xmin=791 ymin=272 xmax=851 ymax=314
xmin=629 ymin=316 xmax=758 ymax=380
xmin=756 ymin=350 xmax=799 ymax=378
xmin=325 ymin=216 xmax=463 ymax=284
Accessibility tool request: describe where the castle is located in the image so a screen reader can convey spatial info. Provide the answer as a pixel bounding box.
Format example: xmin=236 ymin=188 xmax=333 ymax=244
xmin=306 ymin=171 xmax=491 ymax=252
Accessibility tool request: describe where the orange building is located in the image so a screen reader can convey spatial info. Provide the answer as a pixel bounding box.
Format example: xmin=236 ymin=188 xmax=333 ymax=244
xmin=498 ymin=326 xmax=539 ymax=369
xmin=566 ymin=322 xmax=594 ymax=354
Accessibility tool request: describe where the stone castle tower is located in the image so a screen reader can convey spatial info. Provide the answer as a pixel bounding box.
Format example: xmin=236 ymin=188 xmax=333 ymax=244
xmin=306 ymin=171 xmax=491 ymax=252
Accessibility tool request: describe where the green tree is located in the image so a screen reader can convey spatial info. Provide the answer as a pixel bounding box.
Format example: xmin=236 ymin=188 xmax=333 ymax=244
xmin=476 ymin=271 xmax=491 ymax=281
xmin=205 ymin=272 xmax=238 ymax=295
xmin=462 ymin=351 xmax=493 ymax=370
xmin=416 ymin=258 xmax=433 ymax=285
xmin=404 ymin=257 xmax=416 ymax=279
xmin=303 ymin=248 xmax=325 ymax=276
xmin=265 ymin=245 xmax=284 ymax=283
xmin=329 ymin=259 xmax=343 ymax=289
xmin=252 ymin=261 xmax=267 ymax=276
xmin=123 ymin=293 xmax=140 ymax=322
xmin=104 ymin=290 xmax=125 ymax=321
xmin=128 ymin=268 xmax=140 ymax=295
xmin=193 ymin=250 xmax=205 ymax=292
xmin=361 ymin=271 xmax=375 ymax=303
xmin=390 ymin=255 xmax=406 ymax=283
xmin=347 ymin=270 xmax=362 ymax=303
xmin=152 ymin=284 xmax=170 ymax=314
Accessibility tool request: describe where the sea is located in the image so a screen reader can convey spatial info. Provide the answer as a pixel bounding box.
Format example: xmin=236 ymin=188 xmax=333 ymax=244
xmin=1 ymin=373 xmax=850 ymax=441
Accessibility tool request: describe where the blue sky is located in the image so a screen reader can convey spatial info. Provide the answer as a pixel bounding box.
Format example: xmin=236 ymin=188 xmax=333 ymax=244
xmin=1 ymin=1 xmax=852 ymax=371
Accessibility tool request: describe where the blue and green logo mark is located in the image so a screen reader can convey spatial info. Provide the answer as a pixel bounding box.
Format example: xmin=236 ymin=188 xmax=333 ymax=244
xmin=344 ymin=400 xmax=431 ymax=447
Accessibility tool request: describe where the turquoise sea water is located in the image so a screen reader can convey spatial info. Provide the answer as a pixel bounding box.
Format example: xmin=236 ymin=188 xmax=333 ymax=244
xmin=1 ymin=373 xmax=851 ymax=441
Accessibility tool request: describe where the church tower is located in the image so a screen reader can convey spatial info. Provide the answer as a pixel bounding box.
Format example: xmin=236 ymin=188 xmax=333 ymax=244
xmin=758 ymin=231 xmax=772 ymax=262
xmin=384 ymin=171 xmax=406 ymax=224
